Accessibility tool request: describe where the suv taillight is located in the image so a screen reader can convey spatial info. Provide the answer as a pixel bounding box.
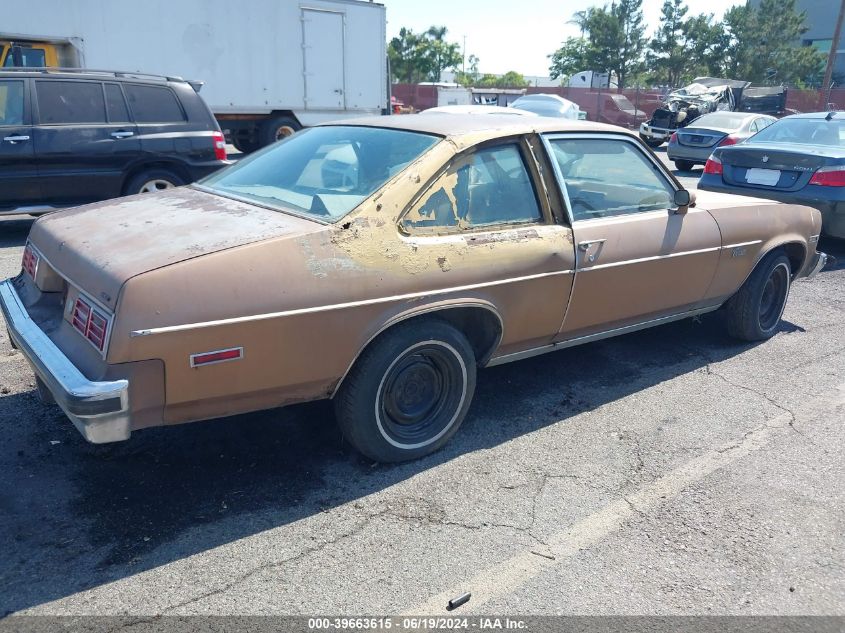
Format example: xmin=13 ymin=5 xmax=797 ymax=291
xmin=213 ymin=131 xmax=227 ymax=161
xmin=71 ymin=296 xmax=110 ymax=352
xmin=22 ymin=244 xmax=39 ymax=279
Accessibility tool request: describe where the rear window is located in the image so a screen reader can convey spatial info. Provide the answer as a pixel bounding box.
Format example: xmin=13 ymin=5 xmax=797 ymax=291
xmin=693 ymin=112 xmax=750 ymax=129
xmin=36 ymin=80 xmax=106 ymax=124
xmin=200 ymin=126 xmax=440 ymax=222
xmin=751 ymin=118 xmax=844 ymax=147
xmin=124 ymin=84 xmax=185 ymax=123
xmin=104 ymin=83 xmax=131 ymax=123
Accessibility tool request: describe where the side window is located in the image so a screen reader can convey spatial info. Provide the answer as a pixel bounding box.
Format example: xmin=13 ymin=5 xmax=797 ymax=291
xmin=124 ymin=85 xmax=185 ymax=123
xmin=548 ymin=137 xmax=675 ymax=221
xmin=104 ymin=83 xmax=131 ymax=123
xmin=0 ymin=80 xmax=24 ymax=126
xmin=750 ymin=119 xmax=760 ymax=133
xmin=36 ymin=80 xmax=106 ymax=124
xmin=402 ymin=144 xmax=542 ymax=231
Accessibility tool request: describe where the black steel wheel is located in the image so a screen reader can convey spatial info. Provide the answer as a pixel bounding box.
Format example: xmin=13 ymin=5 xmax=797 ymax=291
xmin=334 ymin=319 xmax=476 ymax=462
xmin=725 ymin=251 xmax=792 ymax=341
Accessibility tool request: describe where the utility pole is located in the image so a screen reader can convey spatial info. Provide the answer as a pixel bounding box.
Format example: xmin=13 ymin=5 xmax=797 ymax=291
xmin=462 ymin=35 xmax=466 ymax=74
xmin=821 ymin=0 xmax=845 ymax=110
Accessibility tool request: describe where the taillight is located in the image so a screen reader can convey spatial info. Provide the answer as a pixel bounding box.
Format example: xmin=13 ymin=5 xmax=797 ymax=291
xmin=71 ymin=296 xmax=110 ymax=352
xmin=21 ymin=244 xmax=39 ymax=279
xmin=703 ymin=155 xmax=723 ymax=175
xmin=809 ymin=166 xmax=845 ymax=187
xmin=670 ymin=132 xmax=678 ymax=143
xmin=718 ymin=135 xmax=739 ymax=146
xmin=212 ymin=131 xmax=227 ymax=161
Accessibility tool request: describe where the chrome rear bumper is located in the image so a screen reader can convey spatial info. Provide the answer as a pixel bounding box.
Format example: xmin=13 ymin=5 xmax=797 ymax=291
xmin=807 ymin=252 xmax=828 ymax=279
xmin=0 ymin=279 xmax=131 ymax=443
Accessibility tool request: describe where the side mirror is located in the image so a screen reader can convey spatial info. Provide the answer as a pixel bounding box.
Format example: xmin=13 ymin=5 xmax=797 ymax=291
xmin=673 ymin=189 xmax=695 ymax=214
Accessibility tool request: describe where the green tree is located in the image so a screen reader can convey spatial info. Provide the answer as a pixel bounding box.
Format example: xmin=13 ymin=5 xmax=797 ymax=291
xmin=388 ymin=26 xmax=463 ymax=83
xmin=548 ymin=37 xmax=592 ymax=80
xmin=548 ymin=1 xmax=646 ymax=89
xmin=647 ymin=1 xmax=724 ymax=86
xmin=718 ymin=0 xmax=823 ymax=85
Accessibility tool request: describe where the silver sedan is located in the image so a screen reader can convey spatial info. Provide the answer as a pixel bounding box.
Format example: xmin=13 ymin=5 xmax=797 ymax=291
xmin=667 ymin=111 xmax=778 ymax=172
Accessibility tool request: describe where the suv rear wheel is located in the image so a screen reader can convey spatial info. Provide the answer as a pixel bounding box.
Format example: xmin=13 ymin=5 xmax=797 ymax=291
xmin=125 ymin=169 xmax=185 ymax=195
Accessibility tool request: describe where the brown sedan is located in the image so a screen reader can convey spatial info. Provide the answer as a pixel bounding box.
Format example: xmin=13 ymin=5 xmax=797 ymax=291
xmin=1 ymin=115 xmax=828 ymax=462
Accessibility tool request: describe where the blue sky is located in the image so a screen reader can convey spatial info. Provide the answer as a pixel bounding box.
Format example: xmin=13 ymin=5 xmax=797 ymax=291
xmin=383 ymin=0 xmax=745 ymax=77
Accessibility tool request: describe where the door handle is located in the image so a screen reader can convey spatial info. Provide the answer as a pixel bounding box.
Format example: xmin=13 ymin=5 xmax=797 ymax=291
xmin=578 ymin=238 xmax=606 ymax=263
xmin=578 ymin=238 xmax=606 ymax=251
xmin=3 ymin=135 xmax=30 ymax=143
xmin=110 ymin=131 xmax=134 ymax=139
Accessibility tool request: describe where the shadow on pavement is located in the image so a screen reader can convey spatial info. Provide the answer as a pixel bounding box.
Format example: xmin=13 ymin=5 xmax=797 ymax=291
xmin=0 ymin=313 xmax=798 ymax=615
xmin=0 ymin=216 xmax=35 ymax=248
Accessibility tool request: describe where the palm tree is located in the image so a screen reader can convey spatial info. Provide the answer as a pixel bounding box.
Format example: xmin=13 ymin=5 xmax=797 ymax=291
xmin=568 ymin=9 xmax=591 ymax=35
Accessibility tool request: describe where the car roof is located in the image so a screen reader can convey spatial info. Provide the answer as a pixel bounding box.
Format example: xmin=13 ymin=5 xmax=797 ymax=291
xmin=321 ymin=113 xmax=625 ymax=143
xmin=0 ymin=68 xmax=187 ymax=86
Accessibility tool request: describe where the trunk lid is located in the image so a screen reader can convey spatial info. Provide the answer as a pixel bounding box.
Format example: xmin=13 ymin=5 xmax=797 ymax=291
xmin=28 ymin=187 xmax=324 ymax=310
xmin=677 ymin=127 xmax=728 ymax=148
xmin=719 ymin=142 xmax=834 ymax=193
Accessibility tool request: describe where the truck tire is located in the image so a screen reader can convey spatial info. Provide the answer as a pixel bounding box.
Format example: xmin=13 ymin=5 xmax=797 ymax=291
xmin=258 ymin=115 xmax=301 ymax=147
xmin=334 ymin=319 xmax=477 ymax=463
xmin=232 ymin=137 xmax=261 ymax=154
xmin=640 ymin=134 xmax=664 ymax=148
xmin=124 ymin=168 xmax=184 ymax=195
xmin=724 ymin=251 xmax=792 ymax=341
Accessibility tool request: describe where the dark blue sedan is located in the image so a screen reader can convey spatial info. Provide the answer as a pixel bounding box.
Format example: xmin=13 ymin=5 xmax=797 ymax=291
xmin=698 ymin=112 xmax=845 ymax=238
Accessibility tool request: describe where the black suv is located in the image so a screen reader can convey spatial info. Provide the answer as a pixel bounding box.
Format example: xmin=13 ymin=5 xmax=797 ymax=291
xmin=0 ymin=68 xmax=229 ymax=215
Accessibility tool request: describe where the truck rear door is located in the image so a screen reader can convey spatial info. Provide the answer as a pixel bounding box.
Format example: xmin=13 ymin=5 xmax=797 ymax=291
xmin=302 ymin=8 xmax=345 ymax=110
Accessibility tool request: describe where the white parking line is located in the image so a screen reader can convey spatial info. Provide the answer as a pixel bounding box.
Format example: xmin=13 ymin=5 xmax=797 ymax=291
xmin=406 ymin=383 xmax=845 ymax=614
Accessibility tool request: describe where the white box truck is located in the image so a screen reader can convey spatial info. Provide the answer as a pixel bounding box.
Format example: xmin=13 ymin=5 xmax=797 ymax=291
xmin=1 ymin=0 xmax=388 ymax=151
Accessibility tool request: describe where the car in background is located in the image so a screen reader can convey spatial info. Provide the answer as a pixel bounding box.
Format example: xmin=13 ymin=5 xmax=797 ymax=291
xmin=509 ymin=94 xmax=586 ymax=120
xmin=422 ymin=105 xmax=536 ymax=116
xmin=667 ymin=111 xmax=777 ymax=172
xmin=1 ymin=114 xmax=826 ymax=462
xmin=0 ymin=68 xmax=229 ymax=216
xmin=699 ymin=112 xmax=845 ymax=239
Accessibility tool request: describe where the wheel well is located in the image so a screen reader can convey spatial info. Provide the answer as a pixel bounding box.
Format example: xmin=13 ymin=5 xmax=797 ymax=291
xmin=780 ymin=242 xmax=806 ymax=277
xmin=427 ymin=306 xmax=503 ymax=365
xmin=122 ymin=161 xmax=190 ymax=194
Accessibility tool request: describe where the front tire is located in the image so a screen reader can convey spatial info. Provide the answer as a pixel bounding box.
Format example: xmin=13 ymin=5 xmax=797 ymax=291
xmin=724 ymin=251 xmax=792 ymax=341
xmin=334 ymin=319 xmax=477 ymax=462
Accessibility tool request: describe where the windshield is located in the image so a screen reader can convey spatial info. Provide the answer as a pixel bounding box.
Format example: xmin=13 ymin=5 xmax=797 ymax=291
xmin=610 ymin=94 xmax=636 ymax=112
xmin=692 ymin=112 xmax=749 ymax=129
xmin=750 ymin=118 xmax=844 ymax=147
xmin=200 ymin=126 xmax=440 ymax=221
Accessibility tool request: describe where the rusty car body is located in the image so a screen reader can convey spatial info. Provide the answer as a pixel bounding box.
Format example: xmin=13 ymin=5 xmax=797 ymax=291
xmin=1 ymin=115 xmax=828 ymax=461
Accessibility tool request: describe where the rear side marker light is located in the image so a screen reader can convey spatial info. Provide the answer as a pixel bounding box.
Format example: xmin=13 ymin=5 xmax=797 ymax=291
xmin=212 ymin=131 xmax=227 ymax=161
xmin=809 ymin=166 xmax=845 ymax=187
xmin=703 ymin=155 xmax=723 ymax=176
xmin=71 ymin=296 xmax=110 ymax=352
xmin=22 ymin=245 xmax=39 ymax=279
xmin=190 ymin=347 xmax=243 ymax=367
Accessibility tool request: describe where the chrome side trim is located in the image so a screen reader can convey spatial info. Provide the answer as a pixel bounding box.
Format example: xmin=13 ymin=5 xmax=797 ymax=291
xmin=131 ymin=269 xmax=574 ymax=337
xmin=806 ymin=251 xmax=827 ymax=279
xmin=329 ymin=301 xmax=505 ymax=399
xmin=486 ymin=305 xmax=721 ymax=367
xmin=578 ymin=246 xmax=721 ymax=272
xmin=721 ymin=240 xmax=762 ymax=249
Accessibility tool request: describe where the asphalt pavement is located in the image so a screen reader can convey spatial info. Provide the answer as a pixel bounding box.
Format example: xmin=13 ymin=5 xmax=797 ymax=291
xmin=0 ymin=155 xmax=843 ymax=620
